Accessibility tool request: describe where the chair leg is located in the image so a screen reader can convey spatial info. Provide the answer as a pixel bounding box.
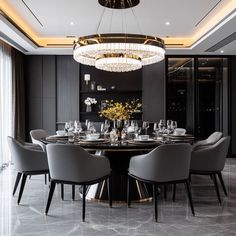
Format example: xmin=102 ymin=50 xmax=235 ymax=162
xmin=127 ymin=175 xmax=131 ymax=207
xmin=184 ymin=180 xmax=195 ymax=216
xmin=164 ymin=184 xmax=167 ymax=200
xmin=45 ymin=174 xmax=47 ymax=185
xmin=82 ymin=185 xmax=86 ymax=222
xmin=172 ymin=183 xmax=176 ymax=202
xmin=45 ymin=181 xmax=56 ymax=215
xmin=17 ymin=174 xmax=27 ymax=204
xmin=13 ymin=172 xmax=22 ymax=196
xmin=61 ymin=184 xmax=64 ymax=200
xmin=72 ymin=185 xmax=75 ymax=200
xmin=107 ymin=177 xmax=112 ymax=208
xmin=212 ymin=174 xmax=222 ymax=205
xmin=153 ymin=184 xmax=158 ymax=222
xmin=217 ymin=172 xmax=227 ymax=196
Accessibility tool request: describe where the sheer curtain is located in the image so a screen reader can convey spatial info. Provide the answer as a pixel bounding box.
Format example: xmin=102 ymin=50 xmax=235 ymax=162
xmin=0 ymin=40 xmax=13 ymax=169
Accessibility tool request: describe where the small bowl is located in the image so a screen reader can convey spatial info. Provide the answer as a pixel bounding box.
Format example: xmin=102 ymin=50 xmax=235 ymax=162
xmin=174 ymin=128 xmax=186 ymax=135
xmin=56 ymin=130 xmax=66 ymax=136
xmin=138 ymin=135 xmax=149 ymax=141
xmin=86 ymin=133 xmax=100 ymax=140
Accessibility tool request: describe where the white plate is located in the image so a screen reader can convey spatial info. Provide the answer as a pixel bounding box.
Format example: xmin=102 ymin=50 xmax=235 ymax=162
xmin=83 ymin=138 xmax=105 ymax=142
xmin=133 ymin=138 xmax=156 ymax=143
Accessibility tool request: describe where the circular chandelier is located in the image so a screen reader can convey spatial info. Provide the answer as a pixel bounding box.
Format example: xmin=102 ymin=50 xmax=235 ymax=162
xmin=73 ymin=0 xmax=165 ymax=72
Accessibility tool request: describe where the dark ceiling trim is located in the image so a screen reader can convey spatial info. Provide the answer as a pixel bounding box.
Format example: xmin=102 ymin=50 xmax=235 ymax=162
xmin=21 ymin=0 xmax=43 ymax=27
xmin=0 ymin=31 xmax=28 ymax=52
xmin=0 ymin=10 xmax=41 ymax=47
xmin=195 ymin=0 xmax=222 ymax=27
xmin=205 ymin=32 xmax=236 ymax=52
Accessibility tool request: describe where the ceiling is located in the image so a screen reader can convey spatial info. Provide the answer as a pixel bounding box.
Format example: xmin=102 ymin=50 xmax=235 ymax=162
xmin=0 ymin=0 xmax=236 ymax=55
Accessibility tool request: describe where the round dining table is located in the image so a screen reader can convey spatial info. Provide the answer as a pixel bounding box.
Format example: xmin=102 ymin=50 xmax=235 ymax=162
xmin=42 ymin=135 xmax=194 ymax=202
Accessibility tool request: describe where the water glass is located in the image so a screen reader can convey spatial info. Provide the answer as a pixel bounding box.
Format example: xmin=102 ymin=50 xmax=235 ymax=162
xmin=142 ymin=121 xmax=149 ymax=135
xmin=171 ymin=121 xmax=177 ymax=130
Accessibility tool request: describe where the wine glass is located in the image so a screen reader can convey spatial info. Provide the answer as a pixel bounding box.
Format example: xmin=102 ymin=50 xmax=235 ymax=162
xmin=158 ymin=119 xmax=165 ymax=133
xmin=104 ymin=119 xmax=110 ymax=132
xmin=64 ymin=122 xmax=70 ymax=133
xmin=74 ymin=120 xmax=82 ymax=133
xmin=171 ymin=121 xmax=177 ymax=131
xmin=142 ymin=121 xmax=149 ymax=135
xmin=166 ymin=120 xmax=172 ymax=134
xmin=153 ymin=122 xmax=159 ymax=137
xmin=87 ymin=121 xmax=96 ymax=133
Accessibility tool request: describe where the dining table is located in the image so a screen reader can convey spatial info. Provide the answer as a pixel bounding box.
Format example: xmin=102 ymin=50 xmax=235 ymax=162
xmin=42 ymin=133 xmax=194 ymax=202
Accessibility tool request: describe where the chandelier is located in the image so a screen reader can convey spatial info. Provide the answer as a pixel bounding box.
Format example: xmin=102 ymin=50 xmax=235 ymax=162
xmin=73 ymin=0 xmax=165 ymax=72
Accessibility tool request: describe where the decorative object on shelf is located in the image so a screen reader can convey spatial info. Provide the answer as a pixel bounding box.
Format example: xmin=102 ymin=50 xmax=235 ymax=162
xmin=90 ymin=81 xmax=96 ymax=91
xmin=84 ymin=97 xmax=97 ymax=112
xmin=73 ymin=0 xmax=165 ymax=72
xmin=84 ymin=74 xmax=90 ymax=85
xmin=110 ymin=86 xmax=116 ymax=90
xmin=97 ymin=85 xmax=106 ymax=91
xmin=99 ymin=99 xmax=142 ymax=120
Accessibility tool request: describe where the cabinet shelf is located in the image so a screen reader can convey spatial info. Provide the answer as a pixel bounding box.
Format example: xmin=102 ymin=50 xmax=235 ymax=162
xmin=80 ymin=90 xmax=142 ymax=94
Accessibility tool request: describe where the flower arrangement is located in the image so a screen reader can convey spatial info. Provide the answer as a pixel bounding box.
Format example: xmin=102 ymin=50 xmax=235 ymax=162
xmin=84 ymin=97 xmax=97 ymax=106
xmin=99 ymin=99 xmax=142 ymax=120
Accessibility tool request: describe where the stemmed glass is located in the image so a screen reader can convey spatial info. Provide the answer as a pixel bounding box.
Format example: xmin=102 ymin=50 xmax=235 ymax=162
xmin=158 ymin=119 xmax=165 ymax=133
xmin=166 ymin=120 xmax=172 ymax=134
xmin=87 ymin=121 xmax=96 ymax=133
xmin=74 ymin=120 xmax=82 ymax=133
xmin=64 ymin=122 xmax=70 ymax=133
xmin=153 ymin=122 xmax=159 ymax=138
xmin=104 ymin=119 xmax=110 ymax=132
xmin=142 ymin=121 xmax=149 ymax=135
xmin=171 ymin=121 xmax=177 ymax=131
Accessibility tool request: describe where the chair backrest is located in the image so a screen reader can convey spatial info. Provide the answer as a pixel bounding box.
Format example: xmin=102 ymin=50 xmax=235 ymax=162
xmin=30 ymin=129 xmax=49 ymax=151
xmin=46 ymin=144 xmax=110 ymax=183
xmin=130 ymin=143 xmax=192 ymax=182
xmin=7 ymin=136 xmax=48 ymax=172
xmin=191 ymin=136 xmax=230 ymax=172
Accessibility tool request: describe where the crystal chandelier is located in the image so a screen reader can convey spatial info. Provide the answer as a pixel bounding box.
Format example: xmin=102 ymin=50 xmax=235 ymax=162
xmin=73 ymin=0 xmax=165 ymax=72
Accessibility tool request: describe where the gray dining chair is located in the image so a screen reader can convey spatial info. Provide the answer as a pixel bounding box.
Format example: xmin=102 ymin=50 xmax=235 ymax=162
xmin=190 ymin=136 xmax=230 ymax=205
xmin=45 ymin=144 xmax=112 ymax=221
xmin=192 ymin=131 xmax=223 ymax=151
xmin=7 ymin=136 xmax=49 ymax=204
xmin=128 ymin=143 xmax=194 ymax=222
xmin=30 ymin=129 xmax=49 ymax=151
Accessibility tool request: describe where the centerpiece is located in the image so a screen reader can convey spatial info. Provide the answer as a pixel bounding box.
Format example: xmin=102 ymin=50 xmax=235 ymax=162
xmin=99 ymin=99 xmax=142 ymax=139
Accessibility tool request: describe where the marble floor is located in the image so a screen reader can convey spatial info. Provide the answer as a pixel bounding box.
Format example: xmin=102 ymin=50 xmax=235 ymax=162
xmin=1 ymin=159 xmax=236 ymax=236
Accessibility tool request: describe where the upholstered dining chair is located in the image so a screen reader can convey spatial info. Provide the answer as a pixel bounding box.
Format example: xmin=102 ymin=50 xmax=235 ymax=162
xmin=45 ymin=144 xmax=112 ymax=221
xmin=128 ymin=143 xmax=194 ymax=222
xmin=192 ymin=131 xmax=223 ymax=151
xmin=30 ymin=129 xmax=49 ymax=151
xmin=7 ymin=136 xmax=49 ymax=204
xmin=190 ymin=136 xmax=230 ymax=205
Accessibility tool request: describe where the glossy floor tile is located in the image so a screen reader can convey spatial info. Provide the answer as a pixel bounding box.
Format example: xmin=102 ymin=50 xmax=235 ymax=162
xmin=1 ymin=159 xmax=236 ymax=236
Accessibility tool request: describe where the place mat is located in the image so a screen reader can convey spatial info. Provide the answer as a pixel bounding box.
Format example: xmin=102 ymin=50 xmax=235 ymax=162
xmin=78 ymin=139 xmax=109 ymax=145
xmin=46 ymin=135 xmax=68 ymax=140
xmin=127 ymin=139 xmax=159 ymax=145
xmin=168 ymin=134 xmax=194 ymax=139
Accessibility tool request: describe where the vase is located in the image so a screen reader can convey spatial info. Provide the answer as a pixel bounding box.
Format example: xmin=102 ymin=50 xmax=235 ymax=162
xmin=86 ymin=104 xmax=92 ymax=112
xmin=113 ymin=120 xmax=124 ymax=140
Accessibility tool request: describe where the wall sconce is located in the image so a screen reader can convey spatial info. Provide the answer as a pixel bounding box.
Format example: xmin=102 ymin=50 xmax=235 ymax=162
xmin=84 ymin=74 xmax=90 ymax=85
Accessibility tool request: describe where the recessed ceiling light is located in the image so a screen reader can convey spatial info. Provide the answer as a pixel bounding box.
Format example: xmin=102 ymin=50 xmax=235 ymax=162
xmin=165 ymin=21 xmax=170 ymax=26
xmin=220 ymin=50 xmax=224 ymax=53
xmin=70 ymin=21 xmax=74 ymax=25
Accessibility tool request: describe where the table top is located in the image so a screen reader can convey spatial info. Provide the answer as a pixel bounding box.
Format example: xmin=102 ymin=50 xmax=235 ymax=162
xmin=41 ymin=133 xmax=194 ymax=152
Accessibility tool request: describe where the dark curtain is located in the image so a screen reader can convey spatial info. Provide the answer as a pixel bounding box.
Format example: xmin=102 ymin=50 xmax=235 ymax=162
xmin=12 ymin=48 xmax=25 ymax=141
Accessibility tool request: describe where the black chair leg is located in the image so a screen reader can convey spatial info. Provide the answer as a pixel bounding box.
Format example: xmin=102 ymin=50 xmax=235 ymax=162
xmin=212 ymin=174 xmax=222 ymax=205
xmin=107 ymin=177 xmax=112 ymax=208
xmin=217 ymin=172 xmax=227 ymax=196
xmin=153 ymin=184 xmax=158 ymax=222
xmin=61 ymin=184 xmax=64 ymax=200
xmin=45 ymin=174 xmax=47 ymax=185
xmin=13 ymin=172 xmax=22 ymax=196
xmin=17 ymin=174 xmax=27 ymax=204
xmin=127 ymin=175 xmax=131 ymax=207
xmin=172 ymin=183 xmax=176 ymax=202
xmin=82 ymin=185 xmax=86 ymax=222
xmin=184 ymin=180 xmax=195 ymax=216
xmin=164 ymin=184 xmax=167 ymax=200
xmin=72 ymin=185 xmax=75 ymax=200
xmin=45 ymin=181 xmax=56 ymax=215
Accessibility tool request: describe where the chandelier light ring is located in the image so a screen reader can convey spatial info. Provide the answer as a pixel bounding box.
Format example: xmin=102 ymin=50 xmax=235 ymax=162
xmin=73 ymin=34 xmax=165 ymax=72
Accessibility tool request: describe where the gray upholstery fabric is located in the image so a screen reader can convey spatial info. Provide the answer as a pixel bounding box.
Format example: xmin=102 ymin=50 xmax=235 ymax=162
xmin=192 ymin=132 xmax=223 ymax=151
xmin=30 ymin=129 xmax=49 ymax=151
xmin=129 ymin=143 xmax=192 ymax=182
xmin=7 ymin=136 xmax=48 ymax=172
xmin=46 ymin=144 xmax=111 ymax=183
xmin=190 ymin=137 xmax=230 ymax=172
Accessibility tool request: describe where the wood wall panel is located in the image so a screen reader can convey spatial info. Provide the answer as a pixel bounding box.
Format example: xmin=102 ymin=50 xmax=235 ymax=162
xmin=56 ymin=56 xmax=80 ymax=123
xmin=142 ymin=60 xmax=165 ymax=121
